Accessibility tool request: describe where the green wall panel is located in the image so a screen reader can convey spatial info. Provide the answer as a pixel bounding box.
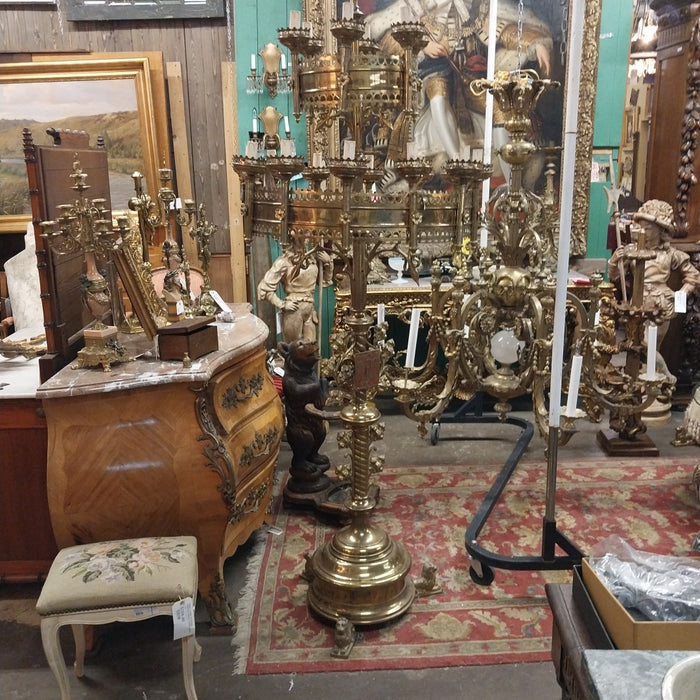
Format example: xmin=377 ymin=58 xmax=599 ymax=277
xmin=587 ymin=0 xmax=634 ymax=261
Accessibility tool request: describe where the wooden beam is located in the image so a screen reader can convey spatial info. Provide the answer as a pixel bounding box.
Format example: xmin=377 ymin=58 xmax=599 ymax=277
xmin=166 ymin=61 xmax=199 ymax=267
xmin=222 ymin=61 xmax=247 ymax=304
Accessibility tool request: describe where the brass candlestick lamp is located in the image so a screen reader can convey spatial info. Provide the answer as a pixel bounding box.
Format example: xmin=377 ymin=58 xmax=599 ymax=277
xmin=41 ymin=158 xmax=132 ymax=371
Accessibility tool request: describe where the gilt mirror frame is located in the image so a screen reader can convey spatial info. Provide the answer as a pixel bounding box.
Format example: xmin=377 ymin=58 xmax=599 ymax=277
xmin=0 ymin=56 xmax=164 ymax=234
xmin=306 ymin=0 xmax=602 ymax=256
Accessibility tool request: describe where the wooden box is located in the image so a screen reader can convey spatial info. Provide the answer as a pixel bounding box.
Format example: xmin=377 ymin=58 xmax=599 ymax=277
xmin=582 ymin=558 xmax=700 ymax=650
xmin=157 ymin=316 xmax=218 ymax=361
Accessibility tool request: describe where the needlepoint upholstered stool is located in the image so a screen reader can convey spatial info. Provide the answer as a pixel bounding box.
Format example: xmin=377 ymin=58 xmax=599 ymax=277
xmin=36 ymin=536 xmax=201 ymax=700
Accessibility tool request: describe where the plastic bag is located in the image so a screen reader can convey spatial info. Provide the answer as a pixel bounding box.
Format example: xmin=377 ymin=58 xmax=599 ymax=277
xmin=588 ymin=535 xmax=700 ymax=622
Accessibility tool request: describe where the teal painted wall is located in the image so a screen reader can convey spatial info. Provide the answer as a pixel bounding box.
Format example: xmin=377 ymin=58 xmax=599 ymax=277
xmin=234 ymin=0 xmax=336 ymax=356
xmin=587 ymin=0 xmax=635 ymax=262
xmin=234 ymin=0 xmax=306 ymax=158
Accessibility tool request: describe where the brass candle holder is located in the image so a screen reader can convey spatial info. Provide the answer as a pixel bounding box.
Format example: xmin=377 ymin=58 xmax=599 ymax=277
xmin=40 ymin=159 xmax=132 ymax=371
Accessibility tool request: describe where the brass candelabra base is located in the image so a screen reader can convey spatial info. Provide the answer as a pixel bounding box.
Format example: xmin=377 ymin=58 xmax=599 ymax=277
xmin=307 ymin=510 xmax=415 ymax=625
xmin=72 ymin=325 xmax=133 ymax=372
xmin=306 ymin=397 xmax=414 ymax=625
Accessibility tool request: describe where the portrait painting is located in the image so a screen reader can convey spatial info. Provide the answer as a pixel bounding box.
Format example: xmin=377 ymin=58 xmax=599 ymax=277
xmin=351 ymin=0 xmax=568 ymax=193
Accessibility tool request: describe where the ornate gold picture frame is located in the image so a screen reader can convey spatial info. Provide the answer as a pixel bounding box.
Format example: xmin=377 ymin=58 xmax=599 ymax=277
xmin=0 ymin=56 xmax=163 ymax=234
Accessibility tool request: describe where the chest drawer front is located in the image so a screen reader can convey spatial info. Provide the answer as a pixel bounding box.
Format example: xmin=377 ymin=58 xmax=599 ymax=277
xmin=210 ymin=349 xmax=278 ymax=434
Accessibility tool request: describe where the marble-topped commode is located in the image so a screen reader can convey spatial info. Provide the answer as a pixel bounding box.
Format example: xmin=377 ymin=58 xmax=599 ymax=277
xmin=583 ymin=650 xmax=699 ymax=699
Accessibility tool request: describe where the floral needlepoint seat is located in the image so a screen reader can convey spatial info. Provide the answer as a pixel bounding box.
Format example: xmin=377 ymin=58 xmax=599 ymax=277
xmin=36 ymin=536 xmax=201 ymax=700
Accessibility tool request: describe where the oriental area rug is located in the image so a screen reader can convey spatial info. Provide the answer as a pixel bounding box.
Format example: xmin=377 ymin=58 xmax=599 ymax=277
xmin=232 ymin=457 xmax=700 ymax=675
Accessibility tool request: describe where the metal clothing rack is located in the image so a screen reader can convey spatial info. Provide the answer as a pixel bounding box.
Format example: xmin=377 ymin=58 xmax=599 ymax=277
xmin=432 ymin=407 xmax=583 ymax=585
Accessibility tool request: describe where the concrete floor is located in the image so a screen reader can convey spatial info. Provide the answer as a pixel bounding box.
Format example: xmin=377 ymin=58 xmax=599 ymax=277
xmin=1 ymin=394 xmax=697 ymax=699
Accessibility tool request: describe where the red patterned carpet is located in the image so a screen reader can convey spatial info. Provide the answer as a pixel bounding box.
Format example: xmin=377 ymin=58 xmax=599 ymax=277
xmin=233 ymin=456 xmax=700 ymax=674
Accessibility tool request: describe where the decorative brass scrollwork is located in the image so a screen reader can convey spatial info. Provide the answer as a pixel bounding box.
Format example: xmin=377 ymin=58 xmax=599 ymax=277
xmin=221 ymin=373 xmax=264 ymax=409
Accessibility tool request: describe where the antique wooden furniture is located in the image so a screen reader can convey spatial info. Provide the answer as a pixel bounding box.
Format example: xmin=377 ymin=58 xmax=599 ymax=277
xmin=23 ymin=127 xmax=113 ymax=381
xmin=546 ymin=580 xmax=614 ymax=700
xmin=646 ymin=1 xmax=699 ymax=239
xmin=0 ymin=356 xmax=57 ymax=581
xmin=36 ymin=306 xmax=283 ymax=631
xmin=36 ymin=536 xmax=201 ymax=700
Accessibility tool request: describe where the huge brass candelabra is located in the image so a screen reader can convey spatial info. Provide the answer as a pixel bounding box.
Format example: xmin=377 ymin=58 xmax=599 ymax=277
xmin=391 ymin=70 xmax=570 ymax=441
xmin=40 ymin=159 xmax=131 ymax=371
xmin=234 ymin=13 xmax=495 ymax=625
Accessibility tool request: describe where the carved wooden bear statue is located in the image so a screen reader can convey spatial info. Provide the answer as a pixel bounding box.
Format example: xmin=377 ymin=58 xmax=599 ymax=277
xmin=279 ymin=338 xmax=331 ymax=494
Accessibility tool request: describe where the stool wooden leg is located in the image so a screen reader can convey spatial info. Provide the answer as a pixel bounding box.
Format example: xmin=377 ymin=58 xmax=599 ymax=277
xmin=40 ymin=617 xmax=71 ymax=700
xmin=181 ymin=634 xmax=201 ymax=700
xmin=71 ymin=624 xmax=85 ymax=677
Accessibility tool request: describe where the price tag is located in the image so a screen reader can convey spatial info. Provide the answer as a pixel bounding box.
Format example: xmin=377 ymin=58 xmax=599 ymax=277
xmin=172 ymin=597 xmax=195 ymax=640
xmin=208 ymin=289 xmax=232 ymax=313
xmin=675 ymin=290 xmax=687 ymax=313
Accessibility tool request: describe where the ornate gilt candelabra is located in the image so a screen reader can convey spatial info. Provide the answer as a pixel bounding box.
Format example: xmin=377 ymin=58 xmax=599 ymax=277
xmin=581 ymin=248 xmax=673 ymax=455
xmin=235 ymin=12 xmax=469 ymax=625
xmin=129 ymin=168 xmax=196 ymax=270
xmin=391 ymin=70 xmax=568 ymax=441
xmin=41 ymin=158 xmax=132 ymax=371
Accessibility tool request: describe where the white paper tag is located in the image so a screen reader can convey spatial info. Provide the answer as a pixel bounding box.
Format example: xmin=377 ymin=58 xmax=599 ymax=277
xmin=675 ymin=290 xmax=687 ymax=313
xmin=176 ymin=299 xmax=185 ymax=316
xmin=172 ymin=597 xmax=195 ymax=640
xmin=208 ymin=289 xmax=232 ymax=313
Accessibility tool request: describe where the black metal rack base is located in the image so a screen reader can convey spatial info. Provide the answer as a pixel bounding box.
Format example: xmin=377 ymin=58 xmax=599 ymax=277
xmin=433 ymin=410 xmax=583 ymax=585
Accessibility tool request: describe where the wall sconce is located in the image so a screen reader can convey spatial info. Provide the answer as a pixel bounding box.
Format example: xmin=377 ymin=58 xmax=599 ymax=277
xmin=247 ymin=42 xmax=292 ymax=98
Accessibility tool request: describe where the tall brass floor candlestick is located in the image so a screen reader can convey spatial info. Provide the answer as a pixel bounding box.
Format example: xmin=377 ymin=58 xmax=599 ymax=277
xmin=307 ymin=312 xmax=414 ymax=624
xmin=305 ymin=158 xmax=414 ymax=624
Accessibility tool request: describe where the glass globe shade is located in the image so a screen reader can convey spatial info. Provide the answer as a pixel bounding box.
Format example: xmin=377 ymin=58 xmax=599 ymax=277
xmin=490 ymin=328 xmax=524 ymax=365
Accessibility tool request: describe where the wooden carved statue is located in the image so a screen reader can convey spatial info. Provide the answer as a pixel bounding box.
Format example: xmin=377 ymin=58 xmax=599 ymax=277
xmin=279 ymin=338 xmax=331 ymax=494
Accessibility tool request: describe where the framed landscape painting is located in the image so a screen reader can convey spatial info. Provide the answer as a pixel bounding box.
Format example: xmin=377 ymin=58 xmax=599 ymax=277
xmin=0 ymin=57 xmax=161 ymax=233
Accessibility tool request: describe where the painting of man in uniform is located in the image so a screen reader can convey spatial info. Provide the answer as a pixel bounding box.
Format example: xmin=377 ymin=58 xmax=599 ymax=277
xmin=356 ymin=0 xmax=567 ymax=192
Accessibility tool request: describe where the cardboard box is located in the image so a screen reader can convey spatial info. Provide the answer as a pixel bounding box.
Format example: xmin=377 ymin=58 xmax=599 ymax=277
xmin=581 ymin=558 xmax=700 ymax=650
xmin=157 ymin=316 xmax=218 ymax=361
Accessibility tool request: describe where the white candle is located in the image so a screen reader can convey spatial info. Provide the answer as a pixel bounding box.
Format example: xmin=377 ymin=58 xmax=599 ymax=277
xmin=280 ymin=53 xmax=287 ymax=71
xmin=284 ymin=115 xmax=290 ymax=134
xmin=646 ymin=323 xmax=657 ymax=378
xmin=479 ymin=228 xmax=488 ymax=249
xmin=250 ymin=53 xmax=256 ymax=71
xmin=549 ymin=0 xmax=585 ymax=429
xmin=376 ymin=303 xmax=385 ymax=326
xmin=342 ymin=1 xmax=353 ymax=19
xmin=564 ymin=354 xmax=583 ymax=417
xmin=312 ymin=151 xmax=322 ymax=168
xmin=253 ymin=117 xmax=259 ymax=133
xmin=342 ymin=139 xmax=356 ymax=159
xmin=405 ymin=308 xmax=421 ymax=368
xmin=289 ymin=10 xmax=301 ymax=28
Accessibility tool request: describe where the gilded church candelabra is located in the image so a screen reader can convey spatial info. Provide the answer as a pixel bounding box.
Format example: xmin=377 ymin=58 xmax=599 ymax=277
xmin=234 ymin=11 xmax=475 ymax=625
xmin=40 ymin=159 xmax=132 ymax=371
xmin=392 ymin=70 xmax=571 ymax=441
